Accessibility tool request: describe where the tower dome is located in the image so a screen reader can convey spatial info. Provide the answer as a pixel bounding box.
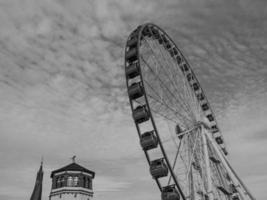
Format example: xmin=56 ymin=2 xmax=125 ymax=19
xmin=49 ymin=160 xmax=95 ymax=200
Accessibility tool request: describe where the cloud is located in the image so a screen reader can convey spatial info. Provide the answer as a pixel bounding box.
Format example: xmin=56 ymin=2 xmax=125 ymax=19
xmin=0 ymin=0 xmax=266 ymax=200
xmin=94 ymin=176 xmax=131 ymax=192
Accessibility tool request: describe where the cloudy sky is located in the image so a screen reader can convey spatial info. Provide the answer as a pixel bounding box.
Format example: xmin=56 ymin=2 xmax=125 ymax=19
xmin=0 ymin=0 xmax=266 ymax=200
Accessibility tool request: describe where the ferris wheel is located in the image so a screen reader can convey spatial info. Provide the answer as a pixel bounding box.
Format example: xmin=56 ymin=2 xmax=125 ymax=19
xmin=124 ymin=23 xmax=256 ymax=200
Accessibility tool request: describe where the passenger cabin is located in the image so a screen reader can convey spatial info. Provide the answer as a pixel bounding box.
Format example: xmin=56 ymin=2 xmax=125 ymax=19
xmin=230 ymin=184 xmax=238 ymax=193
xmin=206 ymin=114 xmax=214 ymax=122
xmin=142 ymin=27 xmax=152 ymax=37
xmin=133 ymin=105 xmax=150 ymax=123
xmin=150 ymin=158 xmax=168 ymax=179
xmin=140 ymin=131 xmax=158 ymax=151
xmin=128 ymin=82 xmax=144 ymax=100
xmin=201 ymin=103 xmax=209 ymax=111
xmin=193 ymin=83 xmax=199 ymax=91
xmin=192 ymin=162 xmax=201 ymax=171
xmin=211 ymin=125 xmax=219 ymax=134
xmin=151 ymin=27 xmax=160 ymax=39
xmin=232 ymin=194 xmax=240 ymax=200
xmin=197 ymin=93 xmax=205 ymax=101
xmin=181 ymin=64 xmax=189 ymax=72
xmin=125 ymin=47 xmax=138 ymax=63
xmin=215 ymin=137 xmax=223 ymax=144
xmin=126 ymin=63 xmax=140 ymax=79
xmin=209 ymin=156 xmax=220 ymax=164
xmin=176 ymin=56 xmax=182 ymax=64
xmin=161 ymin=185 xmax=180 ymax=200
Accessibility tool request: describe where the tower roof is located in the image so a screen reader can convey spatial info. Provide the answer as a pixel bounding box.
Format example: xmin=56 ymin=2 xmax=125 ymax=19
xmin=30 ymin=161 xmax=43 ymax=200
xmin=51 ymin=162 xmax=95 ymax=178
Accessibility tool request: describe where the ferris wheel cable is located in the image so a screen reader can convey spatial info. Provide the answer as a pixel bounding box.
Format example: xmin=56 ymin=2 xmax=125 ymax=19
xmin=189 ymin=134 xmax=208 ymax=197
xmin=146 ymin=37 xmax=195 ymax=116
xmin=135 ymin=98 xmax=178 ymax=124
xmin=140 ymin=66 xmax=194 ymax=127
xmin=166 ymin=122 xmax=180 ymax=150
xmin=181 ymin=132 xmax=198 ymax=171
xmin=143 ymin=79 xmax=194 ymax=125
xmin=220 ymin=148 xmax=256 ymax=200
xmin=142 ymin=97 xmax=185 ymax=124
xmin=141 ymin=40 xmax=196 ymax=121
xmin=155 ymin=41 xmax=200 ymax=122
xmin=205 ymin=131 xmax=255 ymax=200
xmin=140 ymin=49 xmax=195 ymax=123
xmin=134 ymin=96 xmax=183 ymax=124
xmin=131 ymin=105 xmax=163 ymax=191
xmin=207 ymin=140 xmax=229 ymax=191
xmin=140 ymin=57 xmax=194 ymax=125
xmin=149 ymin=35 xmax=202 ymax=123
xmin=187 ymin=137 xmax=202 ymax=199
xmin=185 ymin=131 xmax=201 ymax=183
xmin=134 ymin=97 xmax=185 ymax=200
xmin=143 ymin=40 xmax=197 ymax=122
xmin=168 ymin=138 xmax=183 ymax=185
xmin=200 ymin=129 xmax=214 ymax=200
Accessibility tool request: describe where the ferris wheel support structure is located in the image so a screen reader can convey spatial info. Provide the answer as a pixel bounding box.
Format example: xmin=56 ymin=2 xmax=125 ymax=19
xmin=124 ymin=23 xmax=256 ymax=200
xmin=202 ymin=126 xmax=214 ymax=200
xmin=205 ymin=131 xmax=256 ymax=200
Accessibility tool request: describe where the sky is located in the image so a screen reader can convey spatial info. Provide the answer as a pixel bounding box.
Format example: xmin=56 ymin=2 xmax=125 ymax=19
xmin=0 ymin=0 xmax=266 ymax=200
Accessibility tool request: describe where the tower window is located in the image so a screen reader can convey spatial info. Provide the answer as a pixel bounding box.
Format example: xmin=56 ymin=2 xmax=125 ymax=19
xmin=83 ymin=177 xmax=86 ymax=188
xmin=60 ymin=177 xmax=64 ymax=187
xmin=74 ymin=176 xmax=79 ymax=187
xmin=56 ymin=177 xmax=61 ymax=188
xmin=88 ymin=179 xmax=92 ymax=189
xmin=67 ymin=176 xmax=73 ymax=187
xmin=85 ymin=177 xmax=89 ymax=188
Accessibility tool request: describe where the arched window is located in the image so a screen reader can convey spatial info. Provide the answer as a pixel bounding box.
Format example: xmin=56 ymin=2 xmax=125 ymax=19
xmin=83 ymin=176 xmax=86 ymax=187
xmin=74 ymin=176 xmax=79 ymax=187
xmin=88 ymin=179 xmax=92 ymax=189
xmin=60 ymin=177 xmax=64 ymax=187
xmin=56 ymin=177 xmax=61 ymax=188
xmin=67 ymin=176 xmax=73 ymax=187
xmin=85 ymin=177 xmax=89 ymax=188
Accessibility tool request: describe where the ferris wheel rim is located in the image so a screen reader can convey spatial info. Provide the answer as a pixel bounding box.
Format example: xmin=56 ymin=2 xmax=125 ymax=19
xmin=125 ymin=23 xmax=227 ymax=199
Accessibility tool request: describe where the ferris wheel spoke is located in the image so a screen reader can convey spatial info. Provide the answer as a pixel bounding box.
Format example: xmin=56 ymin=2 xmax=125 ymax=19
xmin=148 ymin=37 xmax=198 ymax=119
xmin=140 ymin=56 xmax=194 ymax=124
xmin=134 ymin=99 xmax=178 ymax=123
xmin=141 ymin=39 xmax=196 ymax=122
xmin=145 ymin=38 xmax=194 ymax=111
xmin=140 ymin=54 xmax=196 ymax=124
xmin=149 ymin=37 xmax=201 ymax=124
xmin=168 ymin=137 xmax=183 ymax=185
xmin=185 ymin=130 xmax=201 ymax=183
xmin=143 ymin=79 xmax=194 ymax=125
xmin=141 ymin=57 xmax=193 ymax=123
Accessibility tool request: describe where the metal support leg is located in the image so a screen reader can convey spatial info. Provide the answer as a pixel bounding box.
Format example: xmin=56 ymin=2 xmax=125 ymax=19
xmin=201 ymin=126 xmax=214 ymax=200
xmin=205 ymin=131 xmax=256 ymax=200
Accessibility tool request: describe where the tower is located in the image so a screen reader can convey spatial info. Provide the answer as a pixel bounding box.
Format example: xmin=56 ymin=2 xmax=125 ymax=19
xmin=49 ymin=159 xmax=95 ymax=200
xmin=30 ymin=161 xmax=43 ymax=200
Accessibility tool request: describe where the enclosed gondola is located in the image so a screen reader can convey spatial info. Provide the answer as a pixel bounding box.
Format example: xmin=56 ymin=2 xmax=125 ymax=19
xmin=140 ymin=131 xmax=158 ymax=151
xmin=150 ymin=158 xmax=168 ymax=179
xmin=161 ymin=185 xmax=180 ymax=200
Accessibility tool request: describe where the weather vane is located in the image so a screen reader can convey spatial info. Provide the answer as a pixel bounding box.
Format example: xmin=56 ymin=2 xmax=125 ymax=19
xmin=41 ymin=156 xmax=44 ymax=166
xmin=71 ymin=155 xmax=76 ymax=163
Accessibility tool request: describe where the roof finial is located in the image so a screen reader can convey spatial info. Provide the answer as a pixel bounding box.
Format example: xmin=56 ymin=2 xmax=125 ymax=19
xmin=71 ymin=155 xmax=76 ymax=163
xmin=41 ymin=156 xmax=44 ymax=166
